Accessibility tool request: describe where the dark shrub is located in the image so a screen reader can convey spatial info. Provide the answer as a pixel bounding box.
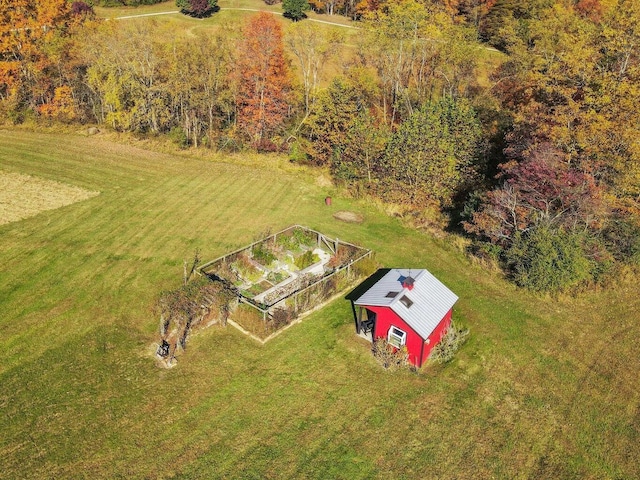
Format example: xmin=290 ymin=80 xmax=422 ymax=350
xmin=601 ymin=218 xmax=640 ymax=264
xmin=252 ymin=243 xmax=277 ymax=267
xmin=71 ymin=1 xmax=94 ymax=16
xmin=271 ymin=308 xmax=291 ymax=329
xmin=505 ymin=226 xmax=593 ymax=292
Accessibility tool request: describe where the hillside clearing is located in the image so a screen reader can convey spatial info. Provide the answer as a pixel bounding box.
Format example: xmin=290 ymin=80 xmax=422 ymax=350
xmin=0 ymin=129 xmax=638 ymax=479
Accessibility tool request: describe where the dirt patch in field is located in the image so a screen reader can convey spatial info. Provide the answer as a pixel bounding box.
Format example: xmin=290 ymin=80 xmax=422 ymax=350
xmin=0 ymin=172 xmax=99 ymax=225
xmin=333 ymin=210 xmax=364 ymax=223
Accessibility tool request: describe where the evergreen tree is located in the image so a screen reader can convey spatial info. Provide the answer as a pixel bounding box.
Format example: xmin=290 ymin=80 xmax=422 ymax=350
xmin=505 ymin=226 xmax=592 ymax=292
xmin=176 ymin=0 xmax=218 ymax=17
xmin=283 ymin=0 xmax=310 ymax=21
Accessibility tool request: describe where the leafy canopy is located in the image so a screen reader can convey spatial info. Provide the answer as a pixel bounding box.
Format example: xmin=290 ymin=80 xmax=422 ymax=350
xmin=236 ymin=12 xmax=292 ymax=149
xmin=283 ymin=0 xmax=310 ymax=21
xmin=176 ymin=0 xmax=218 ymax=17
xmin=381 ymin=96 xmax=481 ymax=207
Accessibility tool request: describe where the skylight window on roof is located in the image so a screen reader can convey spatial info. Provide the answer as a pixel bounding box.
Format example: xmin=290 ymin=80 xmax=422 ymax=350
xmin=399 ymin=295 xmax=413 ymax=308
xmin=386 ymin=291 xmax=400 ymax=298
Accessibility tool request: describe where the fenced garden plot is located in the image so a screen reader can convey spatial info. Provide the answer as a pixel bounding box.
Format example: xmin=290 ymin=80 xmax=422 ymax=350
xmin=198 ymin=225 xmax=374 ymax=341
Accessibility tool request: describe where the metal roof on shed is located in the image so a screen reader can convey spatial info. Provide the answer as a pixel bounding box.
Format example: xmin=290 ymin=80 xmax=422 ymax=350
xmin=350 ymin=269 xmax=458 ymax=339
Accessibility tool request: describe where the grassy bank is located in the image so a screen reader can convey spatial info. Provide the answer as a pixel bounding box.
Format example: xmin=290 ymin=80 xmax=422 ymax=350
xmin=0 ymin=129 xmax=638 ymax=478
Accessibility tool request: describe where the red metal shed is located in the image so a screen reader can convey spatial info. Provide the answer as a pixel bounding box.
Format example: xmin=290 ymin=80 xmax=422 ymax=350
xmin=346 ymin=268 xmax=459 ymax=367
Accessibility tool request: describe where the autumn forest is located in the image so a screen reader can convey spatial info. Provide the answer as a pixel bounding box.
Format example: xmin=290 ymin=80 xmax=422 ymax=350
xmin=2 ymin=0 xmax=639 ymax=292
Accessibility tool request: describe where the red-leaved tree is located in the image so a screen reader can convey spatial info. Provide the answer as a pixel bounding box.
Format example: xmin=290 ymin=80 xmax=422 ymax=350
xmin=176 ymin=0 xmax=218 ymax=17
xmin=465 ymin=144 xmax=603 ymax=245
xmin=236 ymin=13 xmax=292 ymax=149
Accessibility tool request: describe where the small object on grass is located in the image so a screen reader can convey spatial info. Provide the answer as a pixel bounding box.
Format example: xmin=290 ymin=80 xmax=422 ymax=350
xmin=157 ymin=340 xmax=170 ymax=358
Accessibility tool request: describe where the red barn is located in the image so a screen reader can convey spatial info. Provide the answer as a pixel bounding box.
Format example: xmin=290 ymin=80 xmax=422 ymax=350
xmin=346 ymin=268 xmax=459 ymax=367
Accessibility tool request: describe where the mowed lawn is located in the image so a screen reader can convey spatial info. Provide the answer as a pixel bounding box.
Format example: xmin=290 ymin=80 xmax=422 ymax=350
xmin=0 ymin=129 xmax=638 ymax=479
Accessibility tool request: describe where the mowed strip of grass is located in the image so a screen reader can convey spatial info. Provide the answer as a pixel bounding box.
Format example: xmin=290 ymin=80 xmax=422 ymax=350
xmin=0 ymin=129 xmax=638 ymax=479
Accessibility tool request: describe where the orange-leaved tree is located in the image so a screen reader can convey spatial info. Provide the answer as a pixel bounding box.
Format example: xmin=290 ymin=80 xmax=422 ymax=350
xmin=0 ymin=0 xmax=89 ymax=118
xmin=38 ymin=85 xmax=76 ymax=122
xmin=236 ymin=12 xmax=292 ymax=149
xmin=0 ymin=0 xmax=63 ymax=95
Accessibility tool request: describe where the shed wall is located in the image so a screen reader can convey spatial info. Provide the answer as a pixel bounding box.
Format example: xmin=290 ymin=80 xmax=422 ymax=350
xmin=367 ymin=306 xmax=424 ymax=367
xmin=364 ymin=306 xmax=454 ymax=367
xmin=423 ymin=308 xmax=453 ymax=362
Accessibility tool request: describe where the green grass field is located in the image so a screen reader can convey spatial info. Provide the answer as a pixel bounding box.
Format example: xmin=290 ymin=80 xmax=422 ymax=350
xmin=95 ymin=0 xmax=356 ymax=27
xmin=0 ymin=129 xmax=638 ymax=478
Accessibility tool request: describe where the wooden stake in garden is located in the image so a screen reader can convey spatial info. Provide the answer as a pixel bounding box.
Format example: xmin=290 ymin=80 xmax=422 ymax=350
xmin=183 ymin=249 xmax=201 ymax=286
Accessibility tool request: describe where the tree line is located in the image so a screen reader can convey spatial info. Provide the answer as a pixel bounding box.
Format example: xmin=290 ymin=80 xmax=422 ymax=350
xmin=1 ymin=0 xmax=638 ymax=292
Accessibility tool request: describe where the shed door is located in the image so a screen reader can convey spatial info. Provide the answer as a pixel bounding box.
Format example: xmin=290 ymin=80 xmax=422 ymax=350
xmin=361 ymin=309 xmax=376 ymax=334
